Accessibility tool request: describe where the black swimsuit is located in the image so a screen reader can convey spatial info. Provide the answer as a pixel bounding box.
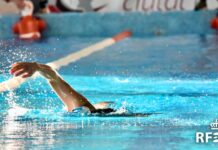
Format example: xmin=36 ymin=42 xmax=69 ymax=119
xmin=72 ymin=107 xmax=115 ymax=114
xmin=91 ymin=108 xmax=115 ymax=114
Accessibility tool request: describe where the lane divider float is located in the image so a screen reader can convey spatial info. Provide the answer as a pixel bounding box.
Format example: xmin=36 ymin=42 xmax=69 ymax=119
xmin=0 ymin=30 xmax=132 ymax=92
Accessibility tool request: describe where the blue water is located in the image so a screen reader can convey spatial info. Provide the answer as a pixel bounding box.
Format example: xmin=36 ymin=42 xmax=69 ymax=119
xmin=0 ymin=35 xmax=218 ymax=150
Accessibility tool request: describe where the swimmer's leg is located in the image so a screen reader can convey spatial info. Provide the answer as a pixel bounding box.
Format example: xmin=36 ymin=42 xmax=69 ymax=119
xmin=10 ymin=62 xmax=96 ymax=112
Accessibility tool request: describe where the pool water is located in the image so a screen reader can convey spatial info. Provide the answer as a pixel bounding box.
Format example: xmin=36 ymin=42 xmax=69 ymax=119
xmin=0 ymin=34 xmax=218 ymax=150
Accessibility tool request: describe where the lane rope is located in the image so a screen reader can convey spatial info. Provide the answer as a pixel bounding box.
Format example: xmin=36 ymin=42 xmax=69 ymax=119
xmin=0 ymin=30 xmax=132 ymax=92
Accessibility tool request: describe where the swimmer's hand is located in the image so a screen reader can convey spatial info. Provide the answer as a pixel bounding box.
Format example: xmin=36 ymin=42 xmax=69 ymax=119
xmin=10 ymin=62 xmax=59 ymax=81
xmin=10 ymin=62 xmax=38 ymax=78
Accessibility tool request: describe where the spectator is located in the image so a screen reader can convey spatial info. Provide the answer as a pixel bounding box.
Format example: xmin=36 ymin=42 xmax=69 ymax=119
xmin=195 ymin=0 xmax=207 ymax=11
xmin=5 ymin=0 xmax=49 ymax=14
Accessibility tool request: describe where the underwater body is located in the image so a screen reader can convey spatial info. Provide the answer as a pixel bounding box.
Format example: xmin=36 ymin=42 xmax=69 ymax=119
xmin=0 ymin=34 xmax=218 ymax=150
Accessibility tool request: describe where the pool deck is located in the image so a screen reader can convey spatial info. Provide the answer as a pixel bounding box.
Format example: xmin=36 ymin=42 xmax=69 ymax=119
xmin=0 ymin=10 xmax=217 ymax=39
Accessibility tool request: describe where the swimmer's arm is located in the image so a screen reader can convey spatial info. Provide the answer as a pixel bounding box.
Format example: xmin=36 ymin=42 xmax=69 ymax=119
xmin=10 ymin=62 xmax=96 ymax=112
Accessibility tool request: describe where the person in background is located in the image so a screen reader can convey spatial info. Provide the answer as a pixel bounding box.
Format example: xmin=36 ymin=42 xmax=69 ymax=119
xmin=195 ymin=0 xmax=207 ymax=11
xmin=5 ymin=0 xmax=50 ymax=14
xmin=6 ymin=0 xmax=47 ymax=40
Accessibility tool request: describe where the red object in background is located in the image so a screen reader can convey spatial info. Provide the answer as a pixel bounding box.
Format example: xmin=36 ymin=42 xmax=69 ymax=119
xmin=48 ymin=5 xmax=61 ymax=13
xmin=13 ymin=16 xmax=46 ymax=40
xmin=211 ymin=17 xmax=218 ymax=30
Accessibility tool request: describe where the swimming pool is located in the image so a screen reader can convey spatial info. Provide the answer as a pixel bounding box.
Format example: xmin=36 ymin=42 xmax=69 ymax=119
xmin=0 ymin=34 xmax=218 ymax=150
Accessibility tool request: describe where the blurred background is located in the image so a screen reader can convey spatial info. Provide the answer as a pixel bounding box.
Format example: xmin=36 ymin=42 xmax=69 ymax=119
xmin=0 ymin=0 xmax=217 ymax=14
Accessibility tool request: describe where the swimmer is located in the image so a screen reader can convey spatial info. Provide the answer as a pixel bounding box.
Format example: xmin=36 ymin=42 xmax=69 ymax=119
xmin=9 ymin=62 xmax=115 ymax=114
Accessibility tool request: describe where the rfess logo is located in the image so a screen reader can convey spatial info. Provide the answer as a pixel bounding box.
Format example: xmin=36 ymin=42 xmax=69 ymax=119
xmin=196 ymin=119 xmax=218 ymax=143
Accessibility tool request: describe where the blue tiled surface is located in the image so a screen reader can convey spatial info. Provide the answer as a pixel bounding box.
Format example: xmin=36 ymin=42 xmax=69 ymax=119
xmin=0 ymin=10 xmax=216 ymax=38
